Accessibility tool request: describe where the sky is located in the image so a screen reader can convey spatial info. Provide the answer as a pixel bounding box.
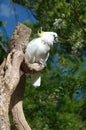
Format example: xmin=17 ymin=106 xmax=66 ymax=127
xmin=0 ymin=0 xmax=36 ymax=38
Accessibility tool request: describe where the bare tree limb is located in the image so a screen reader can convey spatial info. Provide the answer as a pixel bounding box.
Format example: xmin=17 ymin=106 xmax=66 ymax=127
xmin=0 ymin=23 xmax=46 ymax=130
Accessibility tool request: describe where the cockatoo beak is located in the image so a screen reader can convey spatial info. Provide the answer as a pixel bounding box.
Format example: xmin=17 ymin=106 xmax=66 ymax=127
xmin=54 ymin=37 xmax=58 ymax=44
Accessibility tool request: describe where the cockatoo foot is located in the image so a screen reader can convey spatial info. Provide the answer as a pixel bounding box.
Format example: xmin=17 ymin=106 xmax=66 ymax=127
xmin=39 ymin=59 xmax=47 ymax=67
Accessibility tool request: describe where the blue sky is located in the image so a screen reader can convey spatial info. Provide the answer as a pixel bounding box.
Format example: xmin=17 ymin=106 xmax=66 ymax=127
xmin=0 ymin=0 xmax=36 ymax=38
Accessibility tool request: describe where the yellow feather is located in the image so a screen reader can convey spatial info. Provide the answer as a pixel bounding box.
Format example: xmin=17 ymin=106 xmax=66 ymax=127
xmin=37 ymin=27 xmax=45 ymax=37
xmin=38 ymin=32 xmax=45 ymax=37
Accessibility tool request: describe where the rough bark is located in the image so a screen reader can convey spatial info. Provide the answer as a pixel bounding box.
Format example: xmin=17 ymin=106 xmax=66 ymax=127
xmin=0 ymin=23 xmax=45 ymax=130
xmin=0 ymin=50 xmax=24 ymax=130
xmin=10 ymin=74 xmax=31 ymax=130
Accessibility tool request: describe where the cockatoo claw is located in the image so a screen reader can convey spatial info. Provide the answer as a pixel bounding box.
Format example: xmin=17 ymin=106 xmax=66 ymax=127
xmin=39 ymin=59 xmax=47 ymax=67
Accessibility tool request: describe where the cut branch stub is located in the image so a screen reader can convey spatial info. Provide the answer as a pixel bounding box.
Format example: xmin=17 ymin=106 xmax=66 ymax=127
xmin=8 ymin=23 xmax=31 ymax=52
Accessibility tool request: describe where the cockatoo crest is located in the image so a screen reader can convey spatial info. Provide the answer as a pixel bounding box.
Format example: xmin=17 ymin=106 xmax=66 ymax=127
xmin=37 ymin=27 xmax=58 ymax=39
xmin=37 ymin=27 xmax=45 ymax=37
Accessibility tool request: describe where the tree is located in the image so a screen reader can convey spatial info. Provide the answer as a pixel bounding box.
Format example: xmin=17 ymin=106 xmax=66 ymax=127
xmin=21 ymin=1 xmax=86 ymax=129
xmin=0 ymin=23 xmax=45 ymax=130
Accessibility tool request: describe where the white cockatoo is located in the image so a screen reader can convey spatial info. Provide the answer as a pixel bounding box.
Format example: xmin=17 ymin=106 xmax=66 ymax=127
xmin=25 ymin=28 xmax=58 ymax=87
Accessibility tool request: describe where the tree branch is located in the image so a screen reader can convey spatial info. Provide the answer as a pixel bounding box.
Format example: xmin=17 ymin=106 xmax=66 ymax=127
xmin=0 ymin=23 xmax=46 ymax=130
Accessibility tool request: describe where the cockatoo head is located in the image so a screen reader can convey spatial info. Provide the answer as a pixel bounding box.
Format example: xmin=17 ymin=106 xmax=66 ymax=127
xmin=38 ymin=27 xmax=58 ymax=46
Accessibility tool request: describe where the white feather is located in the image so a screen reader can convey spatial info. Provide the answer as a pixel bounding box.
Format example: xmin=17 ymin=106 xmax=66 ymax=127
xmin=25 ymin=32 xmax=58 ymax=87
xmin=31 ymin=72 xmax=41 ymax=87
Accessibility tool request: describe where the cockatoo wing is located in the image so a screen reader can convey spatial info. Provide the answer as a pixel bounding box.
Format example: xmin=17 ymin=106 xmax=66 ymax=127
xmin=31 ymin=72 xmax=41 ymax=87
xmin=25 ymin=38 xmax=42 ymax=63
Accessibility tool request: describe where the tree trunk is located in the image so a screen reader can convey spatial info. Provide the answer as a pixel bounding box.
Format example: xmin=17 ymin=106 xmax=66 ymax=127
xmin=0 ymin=50 xmax=24 ymax=130
xmin=10 ymin=74 xmax=31 ymax=130
xmin=0 ymin=23 xmax=45 ymax=130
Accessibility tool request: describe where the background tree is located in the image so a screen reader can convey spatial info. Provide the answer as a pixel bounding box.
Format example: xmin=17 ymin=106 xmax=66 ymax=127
xmin=23 ymin=1 xmax=86 ymax=129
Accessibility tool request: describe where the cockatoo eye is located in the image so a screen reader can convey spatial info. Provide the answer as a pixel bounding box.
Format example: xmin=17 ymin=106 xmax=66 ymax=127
xmin=53 ymin=34 xmax=57 ymax=39
xmin=53 ymin=34 xmax=58 ymax=44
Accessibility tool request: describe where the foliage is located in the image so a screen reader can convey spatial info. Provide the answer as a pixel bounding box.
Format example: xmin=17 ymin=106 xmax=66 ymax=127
xmin=23 ymin=52 xmax=86 ymax=130
xmin=0 ymin=21 xmax=8 ymax=64
xmin=0 ymin=21 xmax=6 ymax=27
xmin=0 ymin=45 xmax=7 ymax=64
xmin=12 ymin=0 xmax=86 ymax=129
xmin=12 ymin=0 xmax=86 ymax=49
xmin=37 ymin=0 xmax=86 ymax=54
xmin=14 ymin=0 xmax=86 ymax=54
